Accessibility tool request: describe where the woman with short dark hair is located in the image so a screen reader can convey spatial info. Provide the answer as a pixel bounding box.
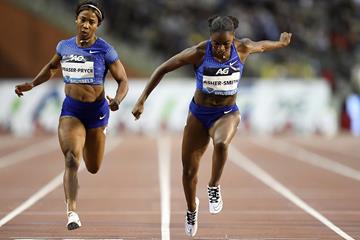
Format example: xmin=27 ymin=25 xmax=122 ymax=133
xmin=15 ymin=0 xmax=129 ymax=230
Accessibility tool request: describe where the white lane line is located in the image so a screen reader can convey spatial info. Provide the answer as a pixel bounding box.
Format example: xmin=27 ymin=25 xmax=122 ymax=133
xmin=0 ymin=138 xmax=122 ymax=227
xmin=296 ymin=138 xmax=360 ymax=160
xmin=0 ymin=137 xmax=59 ymax=169
xmin=229 ymin=146 xmax=355 ymax=240
xmin=252 ymin=139 xmax=360 ymax=181
xmin=157 ymin=136 xmax=171 ymax=240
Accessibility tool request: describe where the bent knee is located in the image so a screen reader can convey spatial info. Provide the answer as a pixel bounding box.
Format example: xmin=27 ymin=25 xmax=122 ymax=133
xmin=86 ymin=165 xmax=100 ymax=174
xmin=214 ymin=141 xmax=229 ymax=152
xmin=183 ymin=167 xmax=198 ymax=179
xmin=64 ymin=151 xmax=80 ymax=169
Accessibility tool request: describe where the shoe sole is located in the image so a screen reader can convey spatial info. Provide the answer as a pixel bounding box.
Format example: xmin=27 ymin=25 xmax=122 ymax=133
xmin=67 ymin=222 xmax=80 ymax=230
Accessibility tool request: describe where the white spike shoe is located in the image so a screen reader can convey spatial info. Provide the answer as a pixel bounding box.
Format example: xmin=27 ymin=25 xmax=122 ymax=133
xmin=185 ymin=197 xmax=199 ymax=237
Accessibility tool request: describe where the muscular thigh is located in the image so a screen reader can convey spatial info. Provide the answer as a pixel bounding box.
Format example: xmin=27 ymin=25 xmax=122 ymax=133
xmin=182 ymin=113 xmax=210 ymax=166
xmin=58 ymin=117 xmax=86 ymax=156
xmin=209 ymin=112 xmax=240 ymax=144
xmin=83 ymin=126 xmax=106 ymax=163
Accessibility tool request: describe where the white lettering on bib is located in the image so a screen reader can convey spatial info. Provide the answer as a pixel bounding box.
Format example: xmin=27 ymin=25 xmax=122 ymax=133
xmin=203 ymin=72 xmax=240 ymax=92
xmin=61 ymin=61 xmax=94 ymax=83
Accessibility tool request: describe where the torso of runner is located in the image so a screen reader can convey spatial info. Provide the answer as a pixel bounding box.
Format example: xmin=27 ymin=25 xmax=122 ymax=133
xmin=194 ymin=40 xmax=244 ymax=107
xmin=56 ymin=37 xmax=119 ymax=102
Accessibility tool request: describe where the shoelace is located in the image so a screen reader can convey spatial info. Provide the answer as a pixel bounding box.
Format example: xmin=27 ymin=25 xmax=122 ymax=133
xmin=186 ymin=210 xmax=197 ymax=225
xmin=208 ymin=187 xmax=220 ymax=203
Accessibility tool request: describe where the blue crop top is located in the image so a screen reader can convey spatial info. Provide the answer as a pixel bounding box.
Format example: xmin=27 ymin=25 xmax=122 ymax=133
xmin=194 ymin=40 xmax=244 ymax=96
xmin=56 ymin=37 xmax=119 ymax=85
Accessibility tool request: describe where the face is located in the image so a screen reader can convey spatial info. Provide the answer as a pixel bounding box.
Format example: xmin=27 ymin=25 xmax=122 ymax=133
xmin=210 ymin=31 xmax=234 ymax=60
xmin=76 ymin=9 xmax=99 ymax=40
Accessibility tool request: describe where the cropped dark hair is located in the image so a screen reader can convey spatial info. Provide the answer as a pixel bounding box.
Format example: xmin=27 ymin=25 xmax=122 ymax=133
xmin=208 ymin=15 xmax=239 ymax=33
xmin=76 ymin=0 xmax=104 ymax=23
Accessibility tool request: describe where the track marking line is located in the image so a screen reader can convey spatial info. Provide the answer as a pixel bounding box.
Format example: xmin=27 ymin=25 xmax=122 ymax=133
xmin=296 ymin=138 xmax=360 ymax=160
xmin=0 ymin=137 xmax=59 ymax=169
xmin=157 ymin=136 xmax=171 ymax=240
xmin=0 ymin=138 xmax=122 ymax=227
xmin=229 ymin=146 xmax=355 ymax=240
xmin=296 ymin=137 xmax=360 ymax=157
xmin=251 ymin=139 xmax=360 ymax=181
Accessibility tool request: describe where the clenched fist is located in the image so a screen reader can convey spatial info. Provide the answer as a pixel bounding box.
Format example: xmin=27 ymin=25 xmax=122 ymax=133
xmin=279 ymin=32 xmax=292 ymax=46
xmin=15 ymin=82 xmax=34 ymax=97
xmin=132 ymin=101 xmax=144 ymax=120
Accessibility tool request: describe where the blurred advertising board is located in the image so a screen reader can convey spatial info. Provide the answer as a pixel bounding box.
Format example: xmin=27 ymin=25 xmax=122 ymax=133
xmin=0 ymin=78 xmax=337 ymax=136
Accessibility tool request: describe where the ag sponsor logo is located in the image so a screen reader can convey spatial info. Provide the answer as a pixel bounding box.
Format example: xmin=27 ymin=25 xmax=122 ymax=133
xmin=63 ymin=54 xmax=89 ymax=63
xmin=216 ymin=68 xmax=229 ymax=75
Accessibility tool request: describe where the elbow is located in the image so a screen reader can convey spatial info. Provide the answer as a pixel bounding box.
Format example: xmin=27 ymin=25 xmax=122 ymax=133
xmin=156 ymin=66 xmax=168 ymax=76
xmin=124 ymin=82 xmax=129 ymax=95
xmin=157 ymin=62 xmax=174 ymax=75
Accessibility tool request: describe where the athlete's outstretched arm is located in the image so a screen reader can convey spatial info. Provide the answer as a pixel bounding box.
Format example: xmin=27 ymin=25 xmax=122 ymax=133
xmin=107 ymin=60 xmax=129 ymax=111
xmin=240 ymin=32 xmax=292 ymax=54
xmin=132 ymin=44 xmax=203 ymax=120
xmin=15 ymin=54 xmax=61 ymax=97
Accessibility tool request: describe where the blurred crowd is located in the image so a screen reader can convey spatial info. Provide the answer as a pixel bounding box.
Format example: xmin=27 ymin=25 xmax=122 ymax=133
xmin=62 ymin=0 xmax=360 ymax=94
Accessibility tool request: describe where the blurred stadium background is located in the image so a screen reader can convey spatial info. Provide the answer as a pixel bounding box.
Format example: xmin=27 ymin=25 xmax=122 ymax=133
xmin=0 ymin=0 xmax=359 ymax=136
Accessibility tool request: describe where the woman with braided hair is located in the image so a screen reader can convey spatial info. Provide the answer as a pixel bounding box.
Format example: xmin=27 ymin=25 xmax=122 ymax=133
xmin=132 ymin=15 xmax=291 ymax=236
xmin=15 ymin=0 xmax=128 ymax=230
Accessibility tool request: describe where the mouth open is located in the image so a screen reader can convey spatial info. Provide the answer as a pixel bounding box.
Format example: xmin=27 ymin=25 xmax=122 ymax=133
xmin=80 ymin=30 xmax=89 ymax=36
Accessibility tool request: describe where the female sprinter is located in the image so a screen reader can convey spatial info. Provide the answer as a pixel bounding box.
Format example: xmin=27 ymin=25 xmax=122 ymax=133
xmin=132 ymin=15 xmax=291 ymax=236
xmin=15 ymin=0 xmax=128 ymax=230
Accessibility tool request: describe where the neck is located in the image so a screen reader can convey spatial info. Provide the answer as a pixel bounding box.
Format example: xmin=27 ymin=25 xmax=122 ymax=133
xmin=76 ymin=35 xmax=97 ymax=48
xmin=213 ymin=52 xmax=230 ymax=62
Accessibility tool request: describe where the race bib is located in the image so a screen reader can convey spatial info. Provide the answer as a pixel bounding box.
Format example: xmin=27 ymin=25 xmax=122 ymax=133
xmin=61 ymin=55 xmax=95 ymax=83
xmin=202 ymin=67 xmax=240 ymax=93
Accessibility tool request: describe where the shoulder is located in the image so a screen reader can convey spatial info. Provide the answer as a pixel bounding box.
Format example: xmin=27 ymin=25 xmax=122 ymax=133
xmin=96 ymin=38 xmax=119 ymax=64
xmin=182 ymin=40 xmax=208 ymax=58
xmin=194 ymin=40 xmax=208 ymax=55
xmin=56 ymin=37 xmax=74 ymax=55
xmin=234 ymin=38 xmax=253 ymax=52
xmin=234 ymin=38 xmax=251 ymax=51
xmin=58 ymin=36 xmax=76 ymax=46
xmin=96 ymin=37 xmax=116 ymax=52
xmin=177 ymin=41 xmax=208 ymax=66
xmin=56 ymin=37 xmax=76 ymax=51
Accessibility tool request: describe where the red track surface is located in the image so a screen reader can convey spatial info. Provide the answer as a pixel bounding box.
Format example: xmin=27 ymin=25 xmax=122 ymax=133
xmin=0 ymin=133 xmax=359 ymax=239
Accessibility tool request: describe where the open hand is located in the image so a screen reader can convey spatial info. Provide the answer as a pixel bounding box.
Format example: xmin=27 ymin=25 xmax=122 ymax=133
xmin=15 ymin=82 xmax=34 ymax=97
xmin=132 ymin=102 xmax=144 ymax=120
xmin=106 ymin=95 xmax=120 ymax=111
xmin=279 ymin=32 xmax=292 ymax=46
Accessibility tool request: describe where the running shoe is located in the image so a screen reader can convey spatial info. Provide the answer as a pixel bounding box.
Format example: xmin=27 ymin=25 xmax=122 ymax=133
xmin=185 ymin=197 xmax=199 ymax=237
xmin=67 ymin=211 xmax=81 ymax=230
xmin=207 ymin=185 xmax=223 ymax=214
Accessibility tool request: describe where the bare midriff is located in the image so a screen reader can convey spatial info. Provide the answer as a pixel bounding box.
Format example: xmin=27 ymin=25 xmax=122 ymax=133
xmin=65 ymin=84 xmax=105 ymax=102
xmin=194 ymin=89 xmax=237 ymax=107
